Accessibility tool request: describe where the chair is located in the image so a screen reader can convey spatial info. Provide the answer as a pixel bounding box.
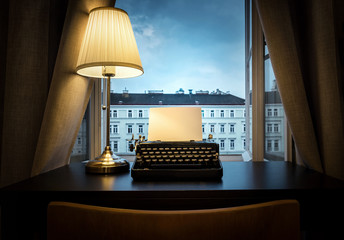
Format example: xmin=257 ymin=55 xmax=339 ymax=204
xmin=47 ymin=199 xmax=300 ymax=240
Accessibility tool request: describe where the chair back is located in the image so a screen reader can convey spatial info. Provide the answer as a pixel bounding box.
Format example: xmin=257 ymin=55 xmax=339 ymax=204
xmin=47 ymin=199 xmax=300 ymax=240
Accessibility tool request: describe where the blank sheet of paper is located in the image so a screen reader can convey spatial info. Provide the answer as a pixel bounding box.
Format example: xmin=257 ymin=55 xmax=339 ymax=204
xmin=148 ymin=107 xmax=202 ymax=141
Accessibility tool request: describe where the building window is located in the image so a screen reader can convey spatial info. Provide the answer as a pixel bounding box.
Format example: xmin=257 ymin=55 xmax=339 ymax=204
xmin=267 ymin=124 xmax=272 ymax=133
xmin=243 ymin=139 xmax=246 ymax=149
xmin=210 ymin=110 xmax=214 ymax=118
xmin=128 ymin=110 xmax=132 ymax=118
xmin=220 ymin=124 xmax=225 ymax=133
xmin=109 ymin=125 xmax=112 ymax=133
xmin=113 ymin=141 xmax=118 ymax=152
xmin=230 ymin=110 xmax=234 ymax=118
xmin=138 ymin=124 xmax=144 ymax=133
xmin=267 ymin=109 xmax=272 ymax=117
xmin=267 ymin=140 xmax=272 ymax=152
xmin=113 ymin=110 xmax=117 ymax=118
xmin=113 ymin=124 xmax=118 ymax=134
xmin=138 ymin=110 xmax=143 ymax=118
xmin=274 ymin=140 xmax=279 ymax=151
xmin=243 ymin=123 xmax=246 ymax=132
xmin=127 ymin=125 xmax=133 ymax=134
xmin=202 ymin=124 xmax=205 ymax=133
xmin=230 ymin=124 xmax=235 ymax=133
xmin=201 ymin=110 xmax=204 ymax=118
xmin=274 ymin=108 xmax=278 ymax=116
xmin=220 ymin=110 xmax=224 ymax=118
xmin=274 ymin=124 xmax=279 ymax=132
xmin=220 ymin=139 xmax=225 ymax=150
xmin=230 ymin=139 xmax=235 ymax=150
xmin=210 ymin=124 xmax=215 ymax=133
xmin=77 ymin=137 xmax=81 ymax=145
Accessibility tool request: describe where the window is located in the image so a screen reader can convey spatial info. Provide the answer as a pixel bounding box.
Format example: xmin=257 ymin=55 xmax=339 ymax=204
xmin=210 ymin=124 xmax=215 ymax=133
xmin=138 ymin=110 xmax=143 ymax=118
xmin=113 ymin=141 xmax=118 ymax=152
xmin=267 ymin=109 xmax=272 ymax=117
xmin=127 ymin=125 xmax=133 ymax=134
xmin=274 ymin=108 xmax=278 ymax=116
xmin=230 ymin=124 xmax=235 ymax=133
xmin=264 ymin=38 xmax=287 ymax=161
xmin=230 ymin=139 xmax=235 ymax=150
xmin=274 ymin=140 xmax=279 ymax=151
xmin=220 ymin=124 xmax=225 ymax=133
xmin=220 ymin=139 xmax=225 ymax=150
xmin=267 ymin=124 xmax=272 ymax=133
xmin=267 ymin=140 xmax=272 ymax=152
xmin=89 ymin=0 xmax=289 ymax=161
xmin=274 ymin=124 xmax=279 ymax=132
xmin=109 ymin=125 xmax=113 ymax=133
xmin=138 ymin=124 xmax=144 ymax=133
xmin=113 ymin=124 xmax=118 ymax=134
xmin=71 ymin=102 xmax=90 ymax=162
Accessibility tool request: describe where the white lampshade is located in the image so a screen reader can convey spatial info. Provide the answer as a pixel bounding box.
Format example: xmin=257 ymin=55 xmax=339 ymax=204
xmin=76 ymin=7 xmax=143 ymax=78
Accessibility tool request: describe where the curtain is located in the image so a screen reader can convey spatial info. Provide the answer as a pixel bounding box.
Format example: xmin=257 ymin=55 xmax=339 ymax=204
xmin=0 ymin=0 xmax=115 ymax=187
xmin=255 ymin=0 xmax=344 ymax=180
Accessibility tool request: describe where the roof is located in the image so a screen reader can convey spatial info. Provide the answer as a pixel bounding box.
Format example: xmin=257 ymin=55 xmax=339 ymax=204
xmin=110 ymin=93 xmax=245 ymax=105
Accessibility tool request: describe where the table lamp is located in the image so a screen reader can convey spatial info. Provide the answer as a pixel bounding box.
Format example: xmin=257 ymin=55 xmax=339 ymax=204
xmin=76 ymin=7 xmax=143 ymax=173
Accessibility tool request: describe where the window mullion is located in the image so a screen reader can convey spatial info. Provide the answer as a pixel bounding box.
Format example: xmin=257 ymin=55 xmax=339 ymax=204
xmin=252 ymin=0 xmax=265 ymax=162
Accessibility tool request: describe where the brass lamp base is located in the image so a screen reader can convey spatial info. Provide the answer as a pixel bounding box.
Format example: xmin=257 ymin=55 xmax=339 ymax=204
xmin=85 ymin=146 xmax=129 ymax=174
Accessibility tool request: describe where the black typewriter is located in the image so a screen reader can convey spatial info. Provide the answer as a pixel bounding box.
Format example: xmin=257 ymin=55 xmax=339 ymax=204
xmin=130 ymin=136 xmax=223 ymax=180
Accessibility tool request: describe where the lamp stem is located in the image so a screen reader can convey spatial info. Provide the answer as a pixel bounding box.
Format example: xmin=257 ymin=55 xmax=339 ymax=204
xmin=106 ymin=75 xmax=111 ymax=148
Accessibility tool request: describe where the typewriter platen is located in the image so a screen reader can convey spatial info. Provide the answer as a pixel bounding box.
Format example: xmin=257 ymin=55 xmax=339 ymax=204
xmin=130 ymin=135 xmax=223 ymax=180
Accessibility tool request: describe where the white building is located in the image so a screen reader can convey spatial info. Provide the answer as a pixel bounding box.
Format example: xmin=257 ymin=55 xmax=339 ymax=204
xmin=107 ymin=90 xmax=283 ymax=157
xmin=72 ymin=89 xmax=284 ymax=160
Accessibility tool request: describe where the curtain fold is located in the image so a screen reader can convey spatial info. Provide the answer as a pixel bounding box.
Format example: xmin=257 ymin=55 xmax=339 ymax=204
xmin=255 ymin=0 xmax=344 ymax=180
xmin=31 ymin=0 xmax=116 ymax=176
xmin=1 ymin=0 xmax=117 ymax=187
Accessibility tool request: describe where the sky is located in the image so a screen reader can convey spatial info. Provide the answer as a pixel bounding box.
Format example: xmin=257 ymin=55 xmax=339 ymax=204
xmin=114 ymin=0 xmax=245 ymax=98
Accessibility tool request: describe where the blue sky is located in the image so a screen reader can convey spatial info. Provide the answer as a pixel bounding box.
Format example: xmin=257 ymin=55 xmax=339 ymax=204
xmin=114 ymin=0 xmax=245 ymax=98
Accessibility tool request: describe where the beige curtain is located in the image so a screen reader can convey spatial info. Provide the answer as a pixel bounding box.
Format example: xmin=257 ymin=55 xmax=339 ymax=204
xmin=255 ymin=0 xmax=344 ymax=180
xmin=32 ymin=0 xmax=116 ymax=176
xmin=0 ymin=0 xmax=115 ymax=187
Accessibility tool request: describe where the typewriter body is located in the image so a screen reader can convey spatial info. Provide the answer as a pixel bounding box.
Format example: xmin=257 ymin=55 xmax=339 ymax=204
xmin=130 ymin=136 xmax=223 ymax=180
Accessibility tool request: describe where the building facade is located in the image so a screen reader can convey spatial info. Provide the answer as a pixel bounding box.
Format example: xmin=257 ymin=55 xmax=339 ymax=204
xmin=106 ymin=90 xmax=283 ymax=158
xmin=72 ymin=90 xmax=284 ymax=160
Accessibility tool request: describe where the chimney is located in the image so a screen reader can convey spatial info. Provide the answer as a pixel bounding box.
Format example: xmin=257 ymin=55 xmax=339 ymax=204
xmin=122 ymin=88 xmax=129 ymax=97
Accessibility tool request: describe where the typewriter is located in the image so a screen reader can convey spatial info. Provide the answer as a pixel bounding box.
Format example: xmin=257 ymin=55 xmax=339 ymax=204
xmin=130 ymin=135 xmax=223 ymax=180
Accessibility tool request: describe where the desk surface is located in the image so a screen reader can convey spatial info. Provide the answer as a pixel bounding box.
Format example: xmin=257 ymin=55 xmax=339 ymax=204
xmin=1 ymin=161 xmax=344 ymax=240
xmin=2 ymin=161 xmax=343 ymax=192
xmin=2 ymin=161 xmax=343 ymax=209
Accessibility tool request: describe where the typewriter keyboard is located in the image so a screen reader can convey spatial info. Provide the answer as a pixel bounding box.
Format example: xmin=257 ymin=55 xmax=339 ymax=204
xmin=133 ymin=142 xmax=221 ymax=169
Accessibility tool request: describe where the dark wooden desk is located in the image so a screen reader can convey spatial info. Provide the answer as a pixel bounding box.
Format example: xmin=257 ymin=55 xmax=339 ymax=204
xmin=1 ymin=161 xmax=344 ymax=240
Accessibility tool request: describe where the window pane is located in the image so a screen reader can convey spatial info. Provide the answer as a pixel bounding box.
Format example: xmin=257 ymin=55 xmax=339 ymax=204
xmin=264 ymin=41 xmax=285 ymax=161
xmin=70 ymin=103 xmax=89 ymax=162
xmin=101 ymin=0 xmax=246 ymax=161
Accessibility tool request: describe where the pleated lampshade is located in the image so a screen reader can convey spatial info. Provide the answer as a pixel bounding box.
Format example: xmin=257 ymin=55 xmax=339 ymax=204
xmin=76 ymin=7 xmax=143 ymax=78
